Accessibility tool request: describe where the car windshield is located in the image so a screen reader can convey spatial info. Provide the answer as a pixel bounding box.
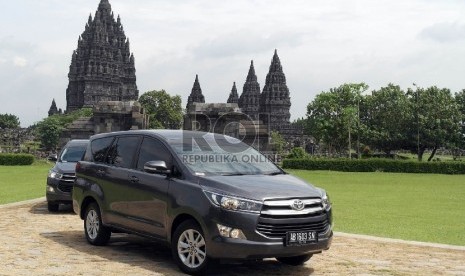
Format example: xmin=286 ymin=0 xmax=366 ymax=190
xmin=59 ymin=146 xmax=86 ymax=162
xmin=167 ymin=134 xmax=281 ymax=176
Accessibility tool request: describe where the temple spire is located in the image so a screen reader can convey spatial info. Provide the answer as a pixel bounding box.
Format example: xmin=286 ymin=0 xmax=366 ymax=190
xmin=259 ymin=49 xmax=291 ymax=131
xmin=238 ymin=60 xmax=260 ymax=120
xmin=48 ymin=99 xmax=59 ymax=117
xmin=65 ymin=0 xmax=138 ymax=112
xmin=186 ymin=74 xmax=205 ymax=109
xmin=98 ymin=0 xmax=111 ymax=12
xmin=227 ymin=82 xmax=239 ymax=104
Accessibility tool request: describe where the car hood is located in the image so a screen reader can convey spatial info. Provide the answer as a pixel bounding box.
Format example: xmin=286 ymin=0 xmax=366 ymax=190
xmin=52 ymin=162 xmax=77 ymax=174
xmin=198 ymin=174 xmax=322 ymax=201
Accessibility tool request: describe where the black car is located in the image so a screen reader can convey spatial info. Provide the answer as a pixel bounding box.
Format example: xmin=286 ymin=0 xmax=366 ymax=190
xmin=46 ymin=139 xmax=88 ymax=212
xmin=72 ymin=130 xmax=332 ymax=274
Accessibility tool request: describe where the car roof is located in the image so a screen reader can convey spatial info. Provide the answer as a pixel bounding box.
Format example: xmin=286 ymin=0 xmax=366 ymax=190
xmin=89 ymin=129 xmax=224 ymax=142
xmin=64 ymin=139 xmax=89 ymax=146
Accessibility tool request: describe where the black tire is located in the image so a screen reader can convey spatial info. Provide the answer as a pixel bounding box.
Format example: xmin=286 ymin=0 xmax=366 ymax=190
xmin=47 ymin=202 xmax=59 ymax=212
xmin=276 ymin=254 xmax=312 ymax=266
xmin=84 ymin=202 xmax=111 ymax=246
xmin=171 ymin=219 xmax=210 ymax=275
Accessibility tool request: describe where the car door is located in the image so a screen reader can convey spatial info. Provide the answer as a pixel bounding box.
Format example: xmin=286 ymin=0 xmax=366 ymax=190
xmin=124 ymin=136 xmax=173 ymax=238
xmin=102 ymin=135 xmax=142 ymax=227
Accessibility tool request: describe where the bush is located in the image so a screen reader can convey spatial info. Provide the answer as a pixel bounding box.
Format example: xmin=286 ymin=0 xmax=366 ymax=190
xmin=0 ymin=154 xmax=34 ymax=165
xmin=282 ymin=158 xmax=465 ymax=174
xmin=287 ymin=147 xmax=308 ymax=159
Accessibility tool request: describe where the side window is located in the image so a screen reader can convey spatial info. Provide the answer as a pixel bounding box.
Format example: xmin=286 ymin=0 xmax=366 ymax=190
xmin=106 ymin=136 xmax=141 ymax=168
xmin=91 ymin=137 xmax=114 ymax=163
xmin=136 ymin=137 xmax=173 ymax=171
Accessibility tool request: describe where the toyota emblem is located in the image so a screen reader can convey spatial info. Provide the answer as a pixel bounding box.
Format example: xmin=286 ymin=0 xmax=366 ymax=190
xmin=291 ymin=199 xmax=305 ymax=211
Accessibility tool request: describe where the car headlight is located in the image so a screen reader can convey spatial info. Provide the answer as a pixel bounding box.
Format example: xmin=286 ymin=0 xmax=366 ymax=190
xmin=320 ymin=190 xmax=331 ymax=211
xmin=204 ymin=191 xmax=262 ymax=213
xmin=48 ymin=170 xmax=63 ymax=179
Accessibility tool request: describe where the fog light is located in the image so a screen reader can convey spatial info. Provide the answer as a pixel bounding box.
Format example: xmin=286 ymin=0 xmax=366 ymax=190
xmin=217 ymin=224 xmax=232 ymax=237
xmin=46 ymin=185 xmax=56 ymax=193
xmin=217 ymin=224 xmax=247 ymax=240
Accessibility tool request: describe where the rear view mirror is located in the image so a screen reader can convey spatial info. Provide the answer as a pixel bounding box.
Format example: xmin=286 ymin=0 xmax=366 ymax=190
xmin=144 ymin=160 xmax=171 ymax=175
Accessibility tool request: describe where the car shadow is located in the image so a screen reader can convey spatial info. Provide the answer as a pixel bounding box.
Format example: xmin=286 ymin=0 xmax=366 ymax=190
xmin=29 ymin=201 xmax=76 ymax=215
xmin=30 ymin=198 xmax=315 ymax=274
xmin=40 ymin=230 xmax=315 ymax=275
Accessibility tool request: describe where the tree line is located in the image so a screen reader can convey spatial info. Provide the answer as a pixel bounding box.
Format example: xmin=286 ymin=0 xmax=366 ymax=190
xmin=304 ymin=83 xmax=465 ymax=161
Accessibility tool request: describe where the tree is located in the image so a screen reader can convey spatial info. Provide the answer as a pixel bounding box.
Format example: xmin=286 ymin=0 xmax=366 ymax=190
xmin=407 ymin=86 xmax=461 ymax=161
xmin=362 ymin=84 xmax=411 ymax=154
xmin=455 ymin=90 xmax=465 ymax=150
xmin=34 ymin=108 xmax=93 ymax=151
xmin=0 ymin=113 xmax=20 ymax=129
xmin=35 ymin=117 xmax=64 ymax=151
xmin=270 ymin=131 xmax=285 ymax=154
xmin=306 ymin=83 xmax=367 ymax=156
xmin=139 ymin=90 xmax=183 ymax=129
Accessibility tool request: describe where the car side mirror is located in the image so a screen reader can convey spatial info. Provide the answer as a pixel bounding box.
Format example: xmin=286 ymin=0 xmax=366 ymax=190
xmin=144 ymin=160 xmax=171 ymax=175
xmin=48 ymin=154 xmax=58 ymax=162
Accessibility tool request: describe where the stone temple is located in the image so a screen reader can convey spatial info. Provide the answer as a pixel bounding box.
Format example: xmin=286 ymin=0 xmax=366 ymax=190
xmin=50 ymin=0 xmax=146 ymax=144
xmin=184 ymin=50 xmax=307 ymax=151
xmin=65 ymin=0 xmax=138 ymax=112
xmin=50 ymin=0 xmax=306 ymax=150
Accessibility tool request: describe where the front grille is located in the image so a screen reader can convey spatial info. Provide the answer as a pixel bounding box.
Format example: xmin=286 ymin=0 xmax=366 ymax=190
xmin=256 ymin=198 xmax=330 ymax=239
xmin=57 ymin=173 xmax=75 ymax=193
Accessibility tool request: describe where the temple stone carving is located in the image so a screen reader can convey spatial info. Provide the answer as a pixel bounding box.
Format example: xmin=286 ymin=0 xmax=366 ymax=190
xmin=238 ymin=61 xmax=261 ymax=120
xmin=184 ymin=50 xmax=301 ymax=151
xmin=186 ymin=74 xmax=205 ymax=109
xmin=259 ymin=49 xmax=291 ymax=132
xmin=227 ymin=82 xmax=239 ymax=104
xmin=65 ymin=0 xmax=138 ymax=112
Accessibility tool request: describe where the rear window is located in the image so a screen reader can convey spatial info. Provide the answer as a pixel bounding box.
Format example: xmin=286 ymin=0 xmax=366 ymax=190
xmin=91 ymin=137 xmax=114 ymax=163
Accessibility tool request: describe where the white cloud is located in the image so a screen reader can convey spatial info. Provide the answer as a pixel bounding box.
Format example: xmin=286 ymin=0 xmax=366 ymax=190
xmin=419 ymin=22 xmax=465 ymax=42
xmin=13 ymin=57 xmax=28 ymax=67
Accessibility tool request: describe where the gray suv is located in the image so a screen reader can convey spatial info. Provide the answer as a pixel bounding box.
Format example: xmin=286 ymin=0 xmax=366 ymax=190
xmin=72 ymin=130 xmax=332 ymax=274
xmin=46 ymin=139 xmax=88 ymax=212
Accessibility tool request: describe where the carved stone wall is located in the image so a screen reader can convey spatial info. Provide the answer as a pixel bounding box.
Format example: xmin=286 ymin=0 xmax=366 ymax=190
xmin=0 ymin=128 xmax=35 ymax=153
xmin=60 ymin=101 xmax=148 ymax=146
xmin=183 ymin=103 xmax=269 ymax=151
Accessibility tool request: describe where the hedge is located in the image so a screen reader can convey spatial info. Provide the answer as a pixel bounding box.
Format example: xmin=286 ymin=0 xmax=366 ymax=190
xmin=0 ymin=153 xmax=35 ymax=166
xmin=282 ymin=158 xmax=465 ymax=174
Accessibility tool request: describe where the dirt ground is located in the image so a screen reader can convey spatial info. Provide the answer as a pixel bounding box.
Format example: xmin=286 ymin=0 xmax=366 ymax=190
xmin=1 ymin=199 xmax=464 ymax=276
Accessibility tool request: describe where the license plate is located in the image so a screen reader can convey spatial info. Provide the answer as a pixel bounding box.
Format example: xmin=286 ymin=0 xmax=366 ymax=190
xmin=285 ymin=231 xmax=318 ymax=246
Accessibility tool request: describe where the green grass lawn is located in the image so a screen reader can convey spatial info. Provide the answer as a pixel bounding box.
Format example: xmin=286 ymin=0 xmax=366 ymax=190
xmin=1 ymin=163 xmax=464 ymax=246
xmin=287 ymin=169 xmax=465 ymax=246
xmin=0 ymin=161 xmax=53 ymax=204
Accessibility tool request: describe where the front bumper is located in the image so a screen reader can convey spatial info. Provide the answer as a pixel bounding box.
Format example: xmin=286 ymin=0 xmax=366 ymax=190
xmin=204 ymin=208 xmax=333 ymax=259
xmin=46 ymin=177 xmax=73 ymax=203
xmin=208 ymin=230 xmax=332 ymax=259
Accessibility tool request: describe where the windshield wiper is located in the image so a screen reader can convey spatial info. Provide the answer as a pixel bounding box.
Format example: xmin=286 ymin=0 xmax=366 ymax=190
xmin=220 ymin=172 xmax=246 ymax=176
xmin=264 ymin=171 xmax=285 ymax=175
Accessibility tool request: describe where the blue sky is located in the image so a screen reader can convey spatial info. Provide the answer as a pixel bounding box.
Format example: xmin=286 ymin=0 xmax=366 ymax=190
xmin=2 ymin=0 xmax=465 ymax=127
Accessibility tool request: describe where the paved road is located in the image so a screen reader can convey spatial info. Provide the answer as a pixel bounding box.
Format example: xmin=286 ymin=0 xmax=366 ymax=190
xmin=1 ymin=200 xmax=465 ymax=275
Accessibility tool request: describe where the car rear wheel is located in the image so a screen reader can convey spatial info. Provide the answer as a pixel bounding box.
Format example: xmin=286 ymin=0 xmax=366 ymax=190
xmin=47 ymin=202 xmax=59 ymax=212
xmin=171 ymin=219 xmax=210 ymax=275
xmin=276 ymin=254 xmax=312 ymax=266
xmin=84 ymin=202 xmax=111 ymax=245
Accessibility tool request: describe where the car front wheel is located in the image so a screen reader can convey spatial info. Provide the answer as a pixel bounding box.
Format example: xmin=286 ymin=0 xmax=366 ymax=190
xmin=171 ymin=219 xmax=210 ymax=275
xmin=84 ymin=202 xmax=111 ymax=246
xmin=276 ymin=254 xmax=312 ymax=266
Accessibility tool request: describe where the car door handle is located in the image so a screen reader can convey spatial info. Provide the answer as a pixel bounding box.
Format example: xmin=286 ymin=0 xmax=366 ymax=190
xmin=97 ymin=169 xmax=105 ymax=175
xmin=130 ymin=176 xmax=139 ymax=183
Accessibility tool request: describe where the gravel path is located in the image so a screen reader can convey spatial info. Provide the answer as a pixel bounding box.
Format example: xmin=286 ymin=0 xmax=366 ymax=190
xmin=1 ymin=199 xmax=464 ymax=276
